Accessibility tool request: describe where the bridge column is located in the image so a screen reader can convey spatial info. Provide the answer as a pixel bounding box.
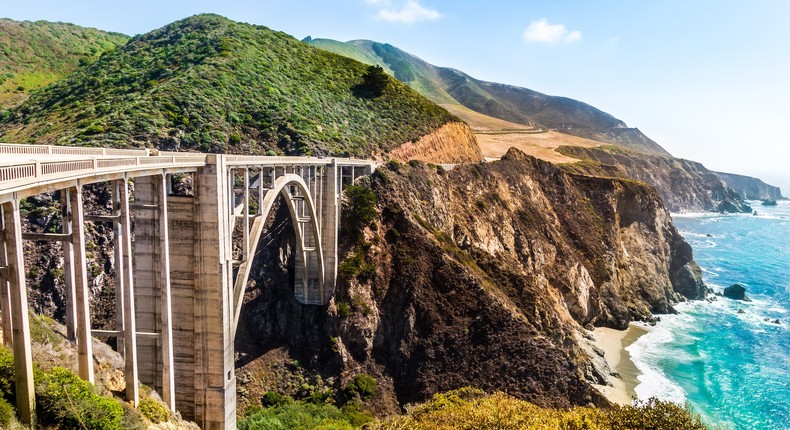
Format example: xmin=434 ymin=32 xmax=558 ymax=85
xmin=70 ymin=185 xmax=94 ymax=383
xmin=1 ymin=199 xmax=36 ymax=425
xmin=0 ymin=204 xmax=13 ymax=348
xmin=117 ymin=178 xmax=139 ymax=406
xmin=59 ymin=191 xmax=77 ymax=342
xmin=132 ymin=174 xmax=175 ymax=409
xmin=320 ymin=160 xmax=339 ymax=303
xmin=194 ymin=155 xmax=236 ymax=430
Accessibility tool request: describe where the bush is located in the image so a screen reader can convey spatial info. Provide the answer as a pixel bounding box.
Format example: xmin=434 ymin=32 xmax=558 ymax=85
xmin=373 ymin=389 xmax=709 ymax=430
xmin=342 ymin=185 xmax=377 ymax=241
xmin=0 ymin=397 xmax=15 ymax=426
xmin=344 ymin=374 xmax=377 ymax=400
xmin=608 ymin=398 xmax=707 ymax=430
xmin=36 ymin=366 xmax=124 ymax=430
xmin=336 ymin=301 xmax=351 ymax=318
xmin=0 ymin=346 xmax=14 ymax=401
xmin=262 ymin=390 xmax=291 ymax=408
xmin=138 ymin=397 xmax=170 ymax=424
xmin=238 ymin=401 xmax=354 ymax=430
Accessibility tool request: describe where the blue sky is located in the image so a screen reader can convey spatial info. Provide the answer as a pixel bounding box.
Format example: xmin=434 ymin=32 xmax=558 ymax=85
xmin=3 ymin=1 xmax=789 ymax=190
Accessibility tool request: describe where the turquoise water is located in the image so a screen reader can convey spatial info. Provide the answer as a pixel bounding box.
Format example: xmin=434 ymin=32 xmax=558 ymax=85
xmin=627 ymin=201 xmax=790 ymax=430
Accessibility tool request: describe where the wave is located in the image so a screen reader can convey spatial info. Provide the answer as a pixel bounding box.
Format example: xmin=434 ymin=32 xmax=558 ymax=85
xmin=627 ymin=318 xmax=688 ymax=405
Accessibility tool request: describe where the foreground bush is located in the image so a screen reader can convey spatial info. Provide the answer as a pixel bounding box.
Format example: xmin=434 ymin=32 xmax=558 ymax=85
xmin=35 ymin=366 xmax=123 ymax=430
xmin=238 ymin=401 xmax=357 ymax=430
xmin=375 ymin=388 xmax=708 ymax=430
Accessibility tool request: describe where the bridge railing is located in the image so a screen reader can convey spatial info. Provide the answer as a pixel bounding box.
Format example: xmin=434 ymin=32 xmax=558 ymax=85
xmin=0 ymin=142 xmax=151 ymax=157
xmin=0 ymin=154 xmax=208 ymax=196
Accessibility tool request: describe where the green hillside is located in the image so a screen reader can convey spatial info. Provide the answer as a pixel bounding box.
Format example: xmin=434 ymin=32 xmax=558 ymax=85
xmin=308 ymin=38 xmax=669 ymax=155
xmin=0 ymin=18 xmax=128 ymax=109
xmin=0 ymin=15 xmax=454 ymax=156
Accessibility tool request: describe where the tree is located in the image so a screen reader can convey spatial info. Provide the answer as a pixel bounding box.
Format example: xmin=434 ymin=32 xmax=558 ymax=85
xmin=362 ymin=65 xmax=389 ymax=97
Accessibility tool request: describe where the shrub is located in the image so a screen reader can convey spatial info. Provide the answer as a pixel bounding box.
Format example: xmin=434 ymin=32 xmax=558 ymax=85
xmin=608 ymin=398 xmax=707 ymax=430
xmin=36 ymin=366 xmax=124 ymax=430
xmin=262 ymin=390 xmax=291 ymax=408
xmin=238 ymin=401 xmax=354 ymax=430
xmin=138 ymin=397 xmax=170 ymax=424
xmin=336 ymin=301 xmax=351 ymax=318
xmin=0 ymin=397 xmax=15 ymax=426
xmin=344 ymin=374 xmax=377 ymax=400
xmin=0 ymin=346 xmax=14 ymax=401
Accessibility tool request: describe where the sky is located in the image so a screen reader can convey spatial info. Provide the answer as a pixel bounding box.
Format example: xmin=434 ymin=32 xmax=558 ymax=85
xmin=2 ymin=0 xmax=789 ymax=191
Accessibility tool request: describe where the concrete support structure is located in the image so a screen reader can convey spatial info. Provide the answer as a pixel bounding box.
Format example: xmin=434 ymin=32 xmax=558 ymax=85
xmin=193 ymin=155 xmax=236 ymax=430
xmin=0 ymin=143 xmax=378 ymax=430
xmin=70 ymin=186 xmax=94 ymax=384
xmin=1 ymin=200 xmax=36 ymax=425
xmin=60 ymin=191 xmax=77 ymax=342
xmin=118 ymin=178 xmax=140 ymax=406
xmin=132 ymin=175 xmax=176 ymax=409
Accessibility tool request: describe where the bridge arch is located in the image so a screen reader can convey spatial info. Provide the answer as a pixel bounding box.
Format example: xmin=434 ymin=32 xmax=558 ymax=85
xmin=232 ymin=173 xmax=325 ymax=333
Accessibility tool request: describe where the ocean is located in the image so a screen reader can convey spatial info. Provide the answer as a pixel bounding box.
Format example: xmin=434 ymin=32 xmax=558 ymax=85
xmin=627 ymin=200 xmax=790 ymax=430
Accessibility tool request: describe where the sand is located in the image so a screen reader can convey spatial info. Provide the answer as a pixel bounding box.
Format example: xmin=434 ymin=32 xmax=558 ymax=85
xmin=591 ymin=324 xmax=648 ymax=405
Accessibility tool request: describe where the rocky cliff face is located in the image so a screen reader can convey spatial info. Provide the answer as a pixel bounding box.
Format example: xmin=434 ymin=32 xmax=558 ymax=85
xmin=559 ymin=146 xmax=752 ymax=213
xmin=714 ymin=171 xmax=784 ymax=201
xmin=387 ymin=121 xmax=481 ymax=163
xmin=235 ymin=149 xmax=705 ymax=412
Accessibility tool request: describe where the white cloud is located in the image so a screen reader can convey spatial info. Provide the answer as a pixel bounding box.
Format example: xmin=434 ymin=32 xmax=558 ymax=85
xmin=364 ymin=0 xmax=390 ymax=5
xmin=523 ymin=19 xmax=582 ymax=45
xmin=375 ymin=0 xmax=442 ymax=24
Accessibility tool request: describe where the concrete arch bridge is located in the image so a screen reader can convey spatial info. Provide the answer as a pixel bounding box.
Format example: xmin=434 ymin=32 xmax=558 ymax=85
xmin=0 ymin=143 xmax=376 ymax=429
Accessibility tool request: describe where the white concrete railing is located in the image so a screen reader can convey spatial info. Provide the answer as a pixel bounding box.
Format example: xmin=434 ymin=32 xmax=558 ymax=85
xmin=0 ymin=142 xmax=151 ymax=157
xmin=0 ymin=143 xmax=379 ymax=198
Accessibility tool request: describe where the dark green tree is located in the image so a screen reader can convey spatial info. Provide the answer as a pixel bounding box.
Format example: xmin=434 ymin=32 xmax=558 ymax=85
xmin=362 ymin=65 xmax=389 ymax=97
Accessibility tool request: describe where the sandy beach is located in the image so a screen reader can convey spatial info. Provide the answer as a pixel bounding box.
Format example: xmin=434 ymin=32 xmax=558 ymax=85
xmin=591 ymin=324 xmax=648 ymax=405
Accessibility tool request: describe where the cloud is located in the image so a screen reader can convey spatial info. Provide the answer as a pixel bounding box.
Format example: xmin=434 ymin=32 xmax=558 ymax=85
xmin=375 ymin=0 xmax=442 ymax=24
xmin=523 ymin=19 xmax=582 ymax=45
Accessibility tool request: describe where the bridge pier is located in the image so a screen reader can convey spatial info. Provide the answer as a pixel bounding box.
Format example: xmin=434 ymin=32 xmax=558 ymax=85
xmin=0 ymin=144 xmax=379 ymax=430
xmin=1 ymin=199 xmax=36 ymax=425
xmin=132 ymin=175 xmax=176 ymax=409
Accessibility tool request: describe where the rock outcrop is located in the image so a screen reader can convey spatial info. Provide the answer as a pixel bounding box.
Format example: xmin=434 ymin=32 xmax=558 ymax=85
xmin=387 ymin=121 xmax=482 ymax=163
xmin=715 ymin=171 xmax=784 ymax=201
xmin=559 ymin=146 xmax=752 ymax=213
xmin=723 ymin=284 xmax=748 ymax=300
xmin=234 ymin=148 xmax=706 ymax=412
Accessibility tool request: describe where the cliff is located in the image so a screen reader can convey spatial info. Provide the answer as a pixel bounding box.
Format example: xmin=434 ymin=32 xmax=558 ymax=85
xmin=714 ymin=171 xmax=784 ymax=201
xmin=234 ymin=149 xmax=705 ymax=412
xmin=558 ymin=146 xmax=752 ymax=213
xmin=386 ymin=121 xmax=482 ymax=163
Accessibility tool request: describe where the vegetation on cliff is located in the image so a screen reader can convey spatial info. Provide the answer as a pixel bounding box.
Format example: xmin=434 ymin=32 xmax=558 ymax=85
xmin=0 ymin=19 xmax=128 ymax=109
xmin=0 ymin=15 xmax=455 ymax=157
xmin=0 ymin=314 xmax=197 ymax=429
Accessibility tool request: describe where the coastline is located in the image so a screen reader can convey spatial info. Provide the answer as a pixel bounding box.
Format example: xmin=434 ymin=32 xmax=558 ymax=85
xmin=591 ymin=324 xmax=648 ymax=405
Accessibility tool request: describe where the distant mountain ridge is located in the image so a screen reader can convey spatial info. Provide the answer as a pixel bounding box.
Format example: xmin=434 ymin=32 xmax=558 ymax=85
xmin=0 ymin=18 xmax=128 ymax=109
xmin=0 ymin=15 xmax=467 ymax=159
xmin=307 ymin=38 xmax=670 ymax=156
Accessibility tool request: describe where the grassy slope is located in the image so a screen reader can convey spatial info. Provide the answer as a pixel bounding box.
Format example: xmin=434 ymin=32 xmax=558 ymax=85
xmin=308 ymin=38 xmax=669 ymax=155
xmin=0 ymin=19 xmax=129 ymax=109
xmin=0 ymin=15 xmax=454 ymax=157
